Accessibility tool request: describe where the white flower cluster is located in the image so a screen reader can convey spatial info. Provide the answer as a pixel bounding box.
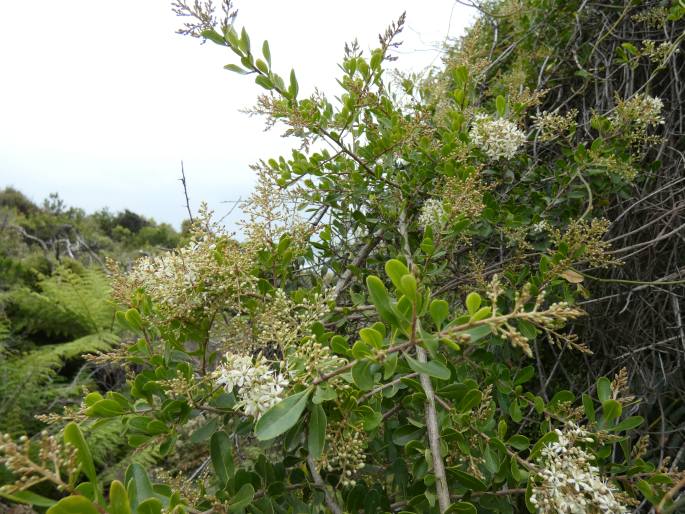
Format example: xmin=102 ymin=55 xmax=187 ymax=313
xmin=530 ymin=423 xmax=627 ymax=514
xmin=117 ymin=208 xmax=255 ymax=321
xmin=531 ymin=220 xmax=549 ymax=234
xmin=613 ymin=93 xmax=664 ymax=128
xmin=215 ymin=353 xmax=288 ymax=419
xmin=469 ymin=114 xmax=526 ymax=160
xmin=418 ymin=198 xmax=445 ymax=230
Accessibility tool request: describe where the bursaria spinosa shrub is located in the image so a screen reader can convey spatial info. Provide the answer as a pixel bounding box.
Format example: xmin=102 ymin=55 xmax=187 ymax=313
xmin=2 ymin=1 xmax=685 ymax=513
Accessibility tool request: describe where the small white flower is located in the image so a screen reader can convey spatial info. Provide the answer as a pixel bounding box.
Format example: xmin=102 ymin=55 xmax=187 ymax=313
xmin=215 ymin=353 xmax=289 ymax=419
xmin=469 ymin=114 xmax=526 ymax=160
xmin=531 ymin=423 xmax=628 ymax=514
xmin=418 ymin=198 xmax=445 ymax=230
xmin=531 ymin=220 xmax=549 ymax=234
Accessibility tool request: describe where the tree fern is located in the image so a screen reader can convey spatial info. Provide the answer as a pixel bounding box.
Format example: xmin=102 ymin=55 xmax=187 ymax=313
xmin=3 ymin=265 xmax=114 ymax=340
xmin=0 ymin=333 xmax=118 ymax=434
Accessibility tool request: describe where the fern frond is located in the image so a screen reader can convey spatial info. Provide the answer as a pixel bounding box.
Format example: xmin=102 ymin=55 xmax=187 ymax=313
xmin=3 ymin=266 xmax=114 ymax=339
xmin=0 ymin=333 xmax=118 ymax=434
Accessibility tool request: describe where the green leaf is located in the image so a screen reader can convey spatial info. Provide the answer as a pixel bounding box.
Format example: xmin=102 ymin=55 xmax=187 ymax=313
xmin=602 ymin=399 xmax=622 ymax=422
xmin=210 ymin=431 xmax=234 ymax=488
xmin=366 ymin=275 xmax=401 ymax=327
xmin=392 ymin=424 xmax=425 ymax=445
xmin=330 ymin=335 xmax=351 ymax=356
xmin=124 ymin=308 xmax=143 ymax=330
xmin=446 ymin=501 xmax=477 ymax=514
xmin=0 ymin=491 xmax=56 ymax=508
xmin=400 ymin=274 xmax=418 ymax=302
xmin=597 ymin=376 xmax=611 ymax=402
xmin=470 ymin=306 xmax=491 ymax=321
xmin=448 ymin=468 xmax=487 ymax=491
xmin=138 ymin=498 xmax=163 ymax=514
xmin=351 ymin=340 xmax=373 ymax=359
xmin=405 ymin=354 xmax=451 ymax=381
xmin=109 ymin=480 xmax=132 ymax=514
xmin=200 ymin=28 xmax=226 ymax=46
xmin=385 ymin=259 xmax=409 ymax=291
xmin=255 ymin=389 xmax=311 ymax=441
xmin=239 ymin=27 xmax=250 ymax=54
xmin=229 ymin=484 xmax=255 ymax=512
xmin=288 ymin=69 xmax=299 ymax=99
xmin=465 ymin=292 xmax=481 ymax=315
xmin=126 ymin=463 xmax=155 ymax=508
xmin=429 ymin=299 xmax=449 ymax=327
xmin=609 ymin=415 xmax=644 ymax=433
xmin=529 ymin=431 xmax=559 ymax=460
xmin=64 ymin=423 xmax=97 ymax=490
xmin=47 ymin=497 xmax=100 ymax=514
xmin=352 ymin=360 xmax=375 ymax=390
xmin=262 ymin=40 xmax=271 ymax=65
xmin=359 ymin=327 xmax=383 ymax=348
xmin=507 ymin=434 xmax=530 ymax=450
xmin=85 ymin=399 xmax=125 ymax=417
xmin=308 ymin=404 xmax=326 ymax=459
xmin=255 ymin=75 xmax=274 ymax=90
xmin=224 ymin=63 xmax=248 ymax=74
xmin=457 ymin=389 xmax=482 ymax=413
xmin=496 ymin=95 xmax=506 ymax=117
xmin=383 ymin=353 xmax=398 ymax=379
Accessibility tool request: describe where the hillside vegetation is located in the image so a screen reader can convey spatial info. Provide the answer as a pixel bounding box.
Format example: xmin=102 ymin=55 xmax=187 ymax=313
xmin=1 ymin=1 xmax=684 ymax=513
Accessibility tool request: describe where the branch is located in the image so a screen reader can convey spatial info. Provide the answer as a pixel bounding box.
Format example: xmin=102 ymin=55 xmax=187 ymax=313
xmin=307 ymin=456 xmax=343 ymax=514
xmin=398 ymin=207 xmax=451 ymax=513
xmin=179 ymin=160 xmax=194 ymax=223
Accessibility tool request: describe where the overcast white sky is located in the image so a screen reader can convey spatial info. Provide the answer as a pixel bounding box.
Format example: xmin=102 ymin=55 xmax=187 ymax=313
xmin=0 ymin=1 xmax=474 ymax=229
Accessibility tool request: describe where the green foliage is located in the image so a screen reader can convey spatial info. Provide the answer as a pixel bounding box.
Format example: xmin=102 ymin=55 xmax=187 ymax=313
xmin=2 ymin=0 xmax=684 ymax=513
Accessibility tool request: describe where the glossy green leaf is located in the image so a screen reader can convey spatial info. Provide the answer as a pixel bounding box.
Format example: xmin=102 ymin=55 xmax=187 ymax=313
xmin=352 ymin=360 xmax=375 ymax=390
xmin=400 ymin=274 xmax=417 ymax=302
xmin=229 ymin=483 xmax=255 ymax=512
xmin=85 ymin=399 xmax=125 ymax=417
xmin=126 ymin=463 xmax=155 ymax=508
xmin=385 ymin=259 xmax=410 ymax=290
xmin=255 ymin=389 xmax=311 ymax=440
xmin=0 ymin=490 xmax=56 ymax=508
xmin=609 ymin=415 xmax=644 ymax=432
xmin=288 ymin=69 xmax=299 ymax=98
xmin=224 ymin=63 xmax=248 ymax=74
xmin=137 ymin=498 xmax=163 ymax=514
xmin=210 ymin=431 xmax=234 ymax=488
xmin=529 ymin=431 xmax=559 ymax=460
xmin=457 ymin=389 xmax=482 ymax=412
xmin=446 ymin=501 xmax=477 ymax=514
xmin=366 ymin=275 xmax=400 ymax=326
xmin=429 ymin=299 xmax=449 ymax=327
xmin=602 ymin=399 xmax=622 ymax=421
xmin=109 ymin=480 xmax=132 ymax=514
xmin=496 ymin=95 xmax=506 ymax=117
xmin=359 ymin=327 xmax=383 ymax=348
xmin=308 ymin=404 xmax=326 ymax=459
xmin=507 ymin=434 xmax=530 ymax=450
xmin=405 ymin=354 xmax=451 ymax=381
xmin=63 ymin=423 xmax=97 ymax=490
xmin=47 ymin=497 xmax=100 ymax=514
xmin=597 ymin=376 xmax=611 ymax=402
xmin=124 ymin=308 xmax=143 ymax=330
xmin=448 ymin=468 xmax=487 ymax=491
xmin=200 ymin=29 xmax=226 ymax=46
xmin=465 ymin=292 xmax=481 ymax=315
xmin=262 ymin=40 xmax=271 ymax=65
